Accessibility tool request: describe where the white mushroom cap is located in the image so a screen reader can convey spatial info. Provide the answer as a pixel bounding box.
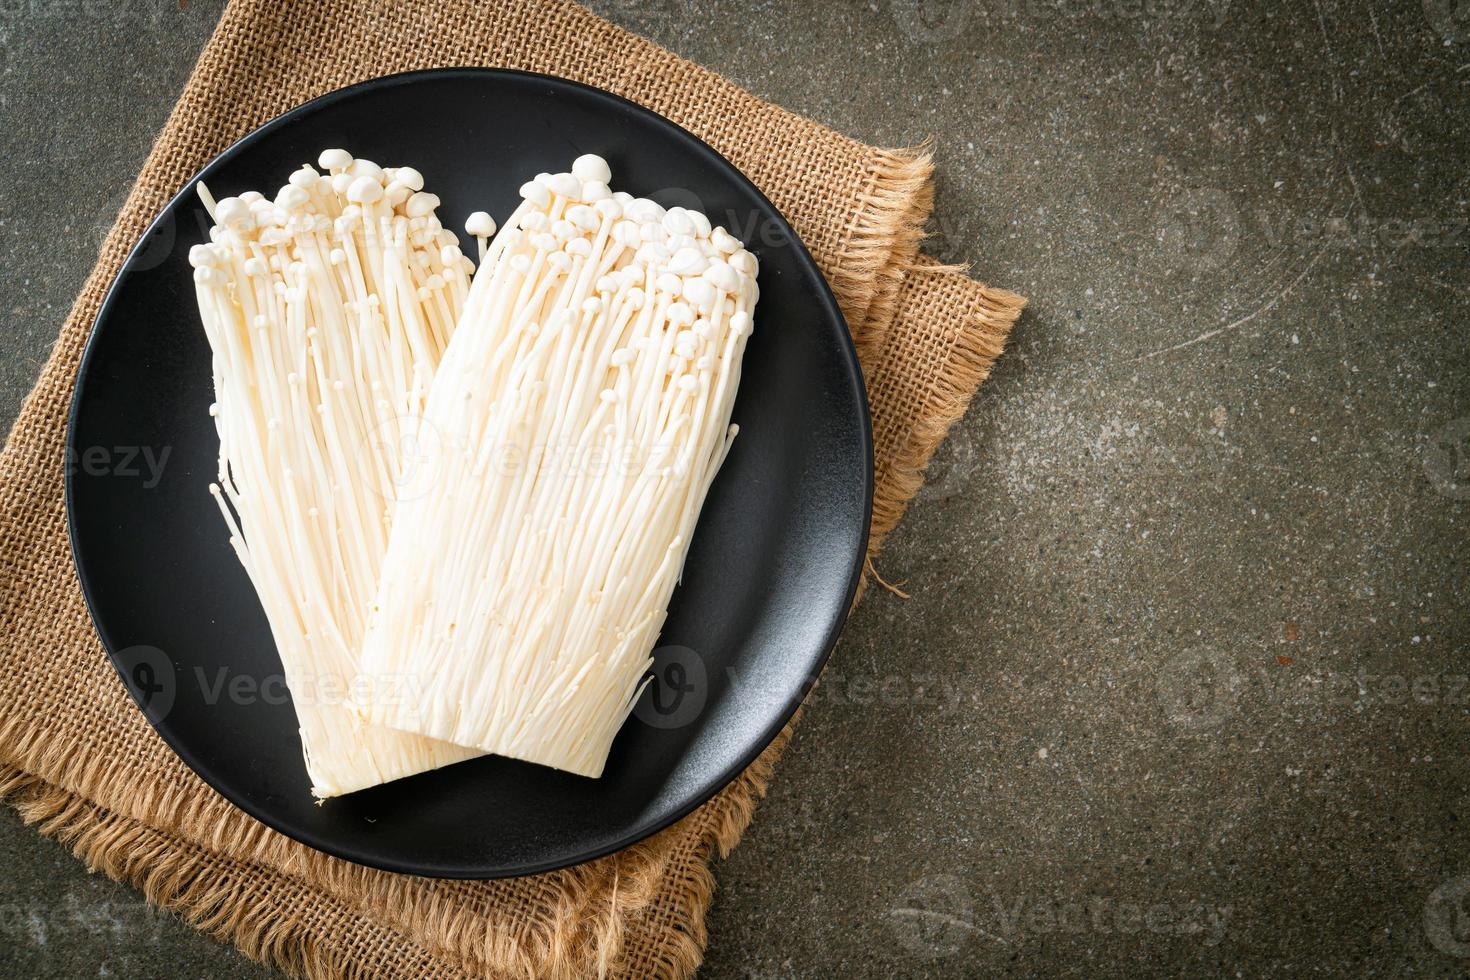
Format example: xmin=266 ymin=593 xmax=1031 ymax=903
xmin=612 ymin=221 xmax=641 ymax=247
xmin=317 ymin=148 xmax=352 ymax=171
xmin=518 ymin=181 xmax=552 ymax=209
xmin=394 ymin=166 xmax=426 ymax=192
xmin=571 ymin=153 xmax=612 ymax=185
xmin=384 ymin=182 xmax=412 ymax=207
xmin=707 ymin=262 xmax=742 ymax=294
xmin=565 ymin=205 xmax=600 ymax=232
xmin=288 ymin=167 xmax=319 ymax=190
xmin=593 ymin=198 xmax=622 ymax=221
xmin=637 ymin=242 xmax=671 ymax=265
xmin=405 ymin=191 xmax=440 ymax=217
xmin=187 ymin=244 xmax=220 ymax=268
xmin=682 ymin=277 xmax=716 ymax=311
xmin=668 ymin=247 xmax=708 ymax=277
xmin=710 ymin=227 xmax=741 ymax=254
xmin=346 ymin=176 xmax=384 ymax=205
xmin=216 ymin=197 xmax=254 ymax=227
xmin=545 ymin=172 xmax=582 ymax=200
xmin=663 ymin=208 xmax=694 ymax=237
xmin=627 ymin=198 xmax=664 ymax=224
xmin=464 ymin=211 xmax=497 ymax=238
xmin=348 ymin=159 xmax=383 ymax=183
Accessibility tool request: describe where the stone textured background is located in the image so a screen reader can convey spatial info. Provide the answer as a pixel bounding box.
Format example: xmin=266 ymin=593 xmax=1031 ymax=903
xmin=0 ymin=1 xmax=1467 ymax=976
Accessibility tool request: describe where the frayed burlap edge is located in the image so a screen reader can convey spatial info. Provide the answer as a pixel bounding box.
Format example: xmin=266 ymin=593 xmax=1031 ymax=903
xmin=832 ymin=145 xmax=936 ymax=369
xmin=869 ymin=264 xmax=1026 ymax=563
xmin=0 ymin=765 xmax=478 ymax=980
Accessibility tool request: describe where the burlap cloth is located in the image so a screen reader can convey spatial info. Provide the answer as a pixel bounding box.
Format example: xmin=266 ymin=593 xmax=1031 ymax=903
xmin=0 ymin=1 xmax=1024 ymax=976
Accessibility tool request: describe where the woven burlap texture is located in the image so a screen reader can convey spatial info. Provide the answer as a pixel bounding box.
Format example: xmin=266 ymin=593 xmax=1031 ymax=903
xmin=0 ymin=1 xmax=1025 ymax=977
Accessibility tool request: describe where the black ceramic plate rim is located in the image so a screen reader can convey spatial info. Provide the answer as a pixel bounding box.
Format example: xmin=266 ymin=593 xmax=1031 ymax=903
xmin=65 ymin=67 xmax=873 ymax=878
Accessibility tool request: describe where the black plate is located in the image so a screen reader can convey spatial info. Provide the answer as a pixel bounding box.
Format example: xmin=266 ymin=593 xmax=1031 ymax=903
xmin=66 ymin=69 xmax=871 ymax=878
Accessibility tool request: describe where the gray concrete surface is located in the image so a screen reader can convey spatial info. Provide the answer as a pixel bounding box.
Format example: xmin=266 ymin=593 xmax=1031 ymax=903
xmin=1 ymin=1 xmax=1467 ymax=976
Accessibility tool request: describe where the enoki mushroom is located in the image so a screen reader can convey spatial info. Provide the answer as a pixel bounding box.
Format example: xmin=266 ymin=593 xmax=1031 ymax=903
xmin=190 ymin=149 xmax=482 ymax=798
xmin=354 ymin=154 xmax=758 ymax=778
